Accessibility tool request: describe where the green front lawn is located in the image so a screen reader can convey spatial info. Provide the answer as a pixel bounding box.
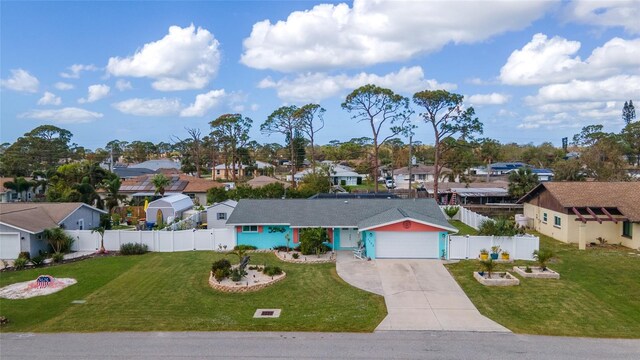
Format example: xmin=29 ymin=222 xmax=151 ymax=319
xmin=0 ymin=252 xmax=386 ymax=332
xmin=446 ymin=231 xmax=640 ymax=338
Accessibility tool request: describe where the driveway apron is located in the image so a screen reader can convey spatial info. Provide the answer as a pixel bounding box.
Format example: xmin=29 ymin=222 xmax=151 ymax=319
xmin=374 ymin=259 xmax=509 ymax=332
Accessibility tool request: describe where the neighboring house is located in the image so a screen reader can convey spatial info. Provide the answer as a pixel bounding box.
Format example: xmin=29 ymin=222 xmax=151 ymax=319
xmin=246 ymin=176 xmax=291 ymax=189
xmin=205 ymin=200 xmax=238 ymax=229
xmin=506 ymin=168 xmax=554 ymax=182
xmin=226 ymin=199 xmax=457 ymax=259
xmin=423 ymin=181 xmax=510 ymax=204
xmin=117 ymin=173 xmax=224 ymax=205
xmin=111 ymin=166 xmax=156 ymax=180
xmin=471 ymin=162 xmax=526 ymax=176
xmin=392 ymin=164 xmax=453 ymax=189
xmin=212 ymin=161 xmax=275 ymax=180
xmin=0 ymin=177 xmax=43 ymax=203
xmin=145 ymin=194 xmax=194 ymax=225
xmin=518 ymin=182 xmax=640 ymax=250
xmin=293 ymin=163 xmax=363 ymax=186
xmin=129 ymin=159 xmax=181 ymax=171
xmin=0 ymin=202 xmax=107 ymax=258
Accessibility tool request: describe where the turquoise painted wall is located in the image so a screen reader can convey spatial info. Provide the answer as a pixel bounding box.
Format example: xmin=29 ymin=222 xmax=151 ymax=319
xmin=439 ymin=232 xmax=448 ymax=259
xmin=237 ymin=226 xmax=292 ymax=249
xmin=364 ymin=231 xmax=376 ymax=259
xmin=333 ymin=228 xmax=341 ymax=250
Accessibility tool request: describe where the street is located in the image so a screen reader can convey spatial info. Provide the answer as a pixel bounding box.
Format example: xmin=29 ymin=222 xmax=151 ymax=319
xmin=1 ymin=331 xmax=639 ymax=359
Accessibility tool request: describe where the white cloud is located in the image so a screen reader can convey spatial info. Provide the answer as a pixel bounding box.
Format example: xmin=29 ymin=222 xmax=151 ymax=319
xmin=500 ymin=34 xmax=640 ymax=85
xmin=1 ymin=69 xmax=39 ymax=93
xmin=526 ymin=75 xmax=640 ymax=104
xmin=107 ymin=24 xmax=220 ymax=91
xmin=112 ymin=98 xmax=182 ymax=116
xmin=78 ymin=84 xmax=110 ymax=103
xmin=60 ymin=64 xmax=98 ymax=79
xmin=467 ymin=93 xmax=509 ymax=105
xmin=241 ymin=0 xmax=555 ymax=72
xmin=497 ymin=109 xmax=517 ymax=117
xmin=258 ymin=66 xmax=456 ymax=103
xmin=37 ymin=92 xmax=61 ymax=106
xmin=54 ymin=82 xmax=74 ymax=90
xmin=565 ymin=0 xmax=640 ymax=34
xmin=115 ymin=79 xmax=132 ymax=91
xmin=18 ymin=107 xmax=103 ymax=124
xmin=180 ymin=89 xmax=226 ymax=117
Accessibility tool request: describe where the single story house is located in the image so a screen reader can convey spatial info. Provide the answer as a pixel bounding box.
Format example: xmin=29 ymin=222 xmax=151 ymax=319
xmin=470 ymin=162 xmax=526 ymax=176
xmin=0 ymin=202 xmax=107 ymax=258
xmin=506 ymin=168 xmax=554 ymax=182
xmin=212 ymin=161 xmax=274 ymax=180
xmin=293 ymin=163 xmax=363 ymax=186
xmin=518 ymin=182 xmax=640 ymax=250
xmin=117 ymin=173 xmax=223 ymax=206
xmin=226 ymin=199 xmax=457 ymax=259
xmin=206 ymin=200 xmax=238 ymax=229
xmin=129 ymin=159 xmax=181 ymax=171
xmin=145 ymin=194 xmax=194 ymax=225
xmin=392 ymin=164 xmax=453 ymax=189
xmin=111 ymin=166 xmax=156 ymax=180
xmin=0 ymin=177 xmax=44 ymax=203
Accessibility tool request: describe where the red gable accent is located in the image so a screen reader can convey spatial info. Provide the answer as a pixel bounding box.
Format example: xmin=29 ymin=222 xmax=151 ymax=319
xmin=370 ymin=221 xmax=443 ymax=232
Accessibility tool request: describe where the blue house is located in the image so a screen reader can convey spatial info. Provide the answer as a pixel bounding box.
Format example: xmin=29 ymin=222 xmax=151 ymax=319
xmin=226 ymin=199 xmax=457 ymax=259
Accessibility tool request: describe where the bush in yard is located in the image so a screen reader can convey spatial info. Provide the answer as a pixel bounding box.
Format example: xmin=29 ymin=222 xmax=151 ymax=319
xmin=18 ymin=252 xmax=30 ymax=260
xmin=213 ymin=269 xmax=229 ymax=282
xmin=13 ymin=257 xmax=28 ymax=270
xmin=478 ymin=217 xmax=524 ymax=236
xmin=229 ymin=268 xmax=247 ymax=282
xmin=30 ymin=255 xmax=45 ymax=267
xmin=211 ymin=259 xmax=231 ymax=273
xmin=51 ymin=252 xmax=65 ymax=263
xmin=234 ymin=245 xmax=257 ymax=251
xmin=443 ymin=206 xmax=459 ymax=219
xmin=300 ymin=228 xmax=327 ymax=255
xmin=263 ymin=265 xmax=283 ymax=277
xmin=292 ymin=253 xmax=299 ymax=259
xmin=119 ymin=243 xmax=148 ymax=255
xmin=479 ymin=258 xmax=496 ymax=278
xmin=533 ymin=249 xmax=553 ymax=270
xmin=44 ymin=227 xmax=75 ymax=254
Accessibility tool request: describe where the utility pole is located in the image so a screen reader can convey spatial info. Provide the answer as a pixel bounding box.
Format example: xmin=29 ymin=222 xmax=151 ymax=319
xmin=408 ymin=135 xmax=412 ymax=198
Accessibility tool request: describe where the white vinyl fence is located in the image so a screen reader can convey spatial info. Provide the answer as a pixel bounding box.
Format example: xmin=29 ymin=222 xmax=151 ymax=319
xmin=0 ymin=232 xmax=21 ymax=259
xmin=66 ymin=228 xmax=235 ymax=253
xmin=441 ymin=205 xmax=491 ymax=230
xmin=448 ymin=235 xmax=539 ymax=260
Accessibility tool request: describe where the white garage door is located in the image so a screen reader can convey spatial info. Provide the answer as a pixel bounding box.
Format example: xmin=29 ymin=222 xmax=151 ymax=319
xmin=375 ymin=232 xmax=439 ymax=259
xmin=0 ymin=232 xmax=21 ymax=259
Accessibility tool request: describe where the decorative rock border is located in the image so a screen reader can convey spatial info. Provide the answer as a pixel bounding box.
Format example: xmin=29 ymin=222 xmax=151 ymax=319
xmin=513 ymin=266 xmax=560 ymax=279
xmin=273 ymin=250 xmax=336 ymax=264
xmin=473 ymin=271 xmax=520 ymax=286
xmin=208 ymin=270 xmax=286 ymax=293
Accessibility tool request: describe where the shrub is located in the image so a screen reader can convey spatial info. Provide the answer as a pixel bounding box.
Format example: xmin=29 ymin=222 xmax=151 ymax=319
xmin=211 ymin=259 xmax=231 ymax=273
xmin=229 ymin=268 xmax=247 ymax=282
xmin=299 ymin=228 xmax=327 ymax=255
xmin=18 ymin=252 xmax=30 ymax=260
xmin=112 ymin=213 xmax=121 ymax=226
xmin=533 ymin=249 xmax=553 ymax=270
xmin=478 ymin=217 xmax=524 ymax=236
xmin=120 ymin=243 xmax=149 ymax=255
xmin=443 ymin=206 xmax=459 ymax=219
xmin=292 ymin=253 xmax=300 ymax=259
xmin=479 ymin=258 xmax=496 ymax=278
xmin=44 ymin=227 xmax=75 ymax=254
xmin=213 ymin=268 xmax=229 ymax=282
xmin=13 ymin=257 xmax=28 ymax=270
xmin=263 ymin=265 xmax=283 ymax=277
xmin=234 ymin=245 xmax=257 ymax=251
xmin=30 ymin=255 xmax=45 ymax=267
xmin=273 ymin=246 xmax=289 ymax=252
xmin=51 ymin=252 xmax=65 ymax=263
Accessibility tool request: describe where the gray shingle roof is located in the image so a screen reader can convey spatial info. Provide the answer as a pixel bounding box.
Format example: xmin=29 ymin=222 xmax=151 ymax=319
xmin=227 ymin=199 xmax=456 ymax=231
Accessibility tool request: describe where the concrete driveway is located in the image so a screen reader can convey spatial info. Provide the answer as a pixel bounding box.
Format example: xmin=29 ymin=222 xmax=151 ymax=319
xmin=337 ymin=253 xmax=509 ymax=332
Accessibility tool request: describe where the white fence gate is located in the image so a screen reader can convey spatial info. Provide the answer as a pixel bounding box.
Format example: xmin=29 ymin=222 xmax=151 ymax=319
xmin=67 ymin=228 xmax=235 ymax=253
xmin=441 ymin=205 xmax=491 ymax=230
xmin=448 ymin=235 xmax=539 ymax=260
xmin=0 ymin=232 xmax=21 ymax=259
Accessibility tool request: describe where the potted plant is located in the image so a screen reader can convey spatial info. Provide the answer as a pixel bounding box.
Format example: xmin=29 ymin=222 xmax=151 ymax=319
xmin=490 ymin=245 xmax=501 ymax=260
xmin=479 ymin=248 xmax=489 ymax=260
xmin=501 ymin=250 xmax=510 ymax=260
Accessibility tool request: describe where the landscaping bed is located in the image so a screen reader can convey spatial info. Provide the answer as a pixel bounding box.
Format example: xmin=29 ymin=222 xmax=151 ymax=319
xmin=274 ymin=250 xmax=336 ymax=264
xmin=513 ymin=266 xmax=560 ymax=279
xmin=473 ymin=271 xmax=519 ymax=286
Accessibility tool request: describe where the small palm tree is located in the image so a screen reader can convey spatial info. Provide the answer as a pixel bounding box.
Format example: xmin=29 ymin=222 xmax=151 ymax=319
xmin=91 ymin=226 xmax=106 ymax=254
xmin=479 ymin=258 xmax=496 ymax=278
xmin=3 ymin=177 xmax=36 ymax=201
xmin=151 ymin=174 xmax=171 ymax=196
xmin=101 ymin=177 xmax=126 ymax=213
xmin=533 ymin=249 xmax=553 ymax=271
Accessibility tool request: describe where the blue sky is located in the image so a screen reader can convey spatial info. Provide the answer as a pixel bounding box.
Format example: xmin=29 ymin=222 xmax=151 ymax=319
xmin=1 ymin=0 xmax=638 ymax=150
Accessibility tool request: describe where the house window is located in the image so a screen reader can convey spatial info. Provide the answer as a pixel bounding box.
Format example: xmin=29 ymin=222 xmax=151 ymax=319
xmin=242 ymin=225 xmax=258 ymax=232
xmin=554 ymin=216 xmax=561 ymax=228
xmin=622 ymin=221 xmax=633 ymax=238
xmin=542 ymin=213 xmax=547 ymax=223
xmin=78 ymin=219 xmax=84 ymax=230
xmin=217 ymin=212 xmax=227 ymax=220
xmin=216 ymin=170 xmax=220 ymax=175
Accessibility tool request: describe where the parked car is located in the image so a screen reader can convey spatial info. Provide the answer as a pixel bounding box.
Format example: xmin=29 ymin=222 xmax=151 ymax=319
xmin=385 ymin=179 xmax=396 ymax=189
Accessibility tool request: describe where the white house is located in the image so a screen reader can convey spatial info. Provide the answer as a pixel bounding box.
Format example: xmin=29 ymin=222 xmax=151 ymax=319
xmin=293 ymin=163 xmax=363 ymax=186
xmin=206 ymin=200 xmax=238 ymax=229
xmin=392 ymin=164 xmax=453 ymax=189
xmin=145 ymin=194 xmax=194 ymax=225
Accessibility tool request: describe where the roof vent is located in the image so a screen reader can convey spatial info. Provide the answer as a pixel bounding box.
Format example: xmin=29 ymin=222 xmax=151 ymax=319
xmin=344 ymin=200 xmax=348 ymax=204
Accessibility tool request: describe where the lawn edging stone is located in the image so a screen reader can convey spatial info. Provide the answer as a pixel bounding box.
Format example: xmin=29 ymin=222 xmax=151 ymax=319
xmin=208 ymin=270 xmax=286 ymax=293
xmin=473 ymin=271 xmax=520 ymax=286
xmin=513 ymin=266 xmax=560 ymax=279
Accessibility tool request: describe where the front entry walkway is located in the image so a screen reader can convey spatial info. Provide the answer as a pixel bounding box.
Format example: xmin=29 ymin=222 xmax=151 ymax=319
xmin=336 ymin=253 xmax=509 ymax=332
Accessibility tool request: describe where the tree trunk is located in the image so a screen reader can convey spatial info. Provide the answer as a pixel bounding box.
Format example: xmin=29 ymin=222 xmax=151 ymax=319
xmin=231 ymin=146 xmax=237 ymax=182
xmin=290 ymin=131 xmax=296 ymax=188
xmin=433 ymin=137 xmax=440 ymax=203
xmin=373 ymin=138 xmax=379 ymax=193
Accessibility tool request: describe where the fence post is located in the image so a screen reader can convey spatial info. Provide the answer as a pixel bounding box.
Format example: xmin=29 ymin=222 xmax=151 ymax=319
xmin=171 ymin=231 xmax=175 ymax=252
xmin=513 ymin=236 xmax=518 ymax=260
xmin=192 ymin=230 xmax=196 ymax=250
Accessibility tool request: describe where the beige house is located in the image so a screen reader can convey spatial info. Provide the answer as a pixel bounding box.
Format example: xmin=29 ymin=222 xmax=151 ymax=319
xmin=518 ymin=182 xmax=640 ymax=250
